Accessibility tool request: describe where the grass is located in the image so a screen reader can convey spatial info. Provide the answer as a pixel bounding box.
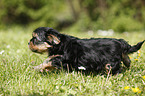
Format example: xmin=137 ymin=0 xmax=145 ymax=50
xmin=0 ymin=27 xmax=145 ymax=96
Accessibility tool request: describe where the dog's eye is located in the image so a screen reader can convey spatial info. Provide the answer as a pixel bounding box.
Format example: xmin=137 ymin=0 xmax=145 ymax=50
xmin=33 ymin=37 xmax=41 ymax=42
xmin=36 ymin=37 xmax=42 ymax=41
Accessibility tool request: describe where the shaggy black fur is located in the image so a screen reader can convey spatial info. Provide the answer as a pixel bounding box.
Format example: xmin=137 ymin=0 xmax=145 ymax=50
xmin=28 ymin=27 xmax=145 ymax=74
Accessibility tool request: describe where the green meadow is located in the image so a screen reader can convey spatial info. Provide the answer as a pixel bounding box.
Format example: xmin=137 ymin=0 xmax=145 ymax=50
xmin=0 ymin=28 xmax=145 ymax=96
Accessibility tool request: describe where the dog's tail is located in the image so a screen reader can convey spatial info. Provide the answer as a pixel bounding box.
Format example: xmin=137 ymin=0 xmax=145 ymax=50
xmin=120 ymin=39 xmax=145 ymax=54
xmin=128 ymin=40 xmax=145 ymax=53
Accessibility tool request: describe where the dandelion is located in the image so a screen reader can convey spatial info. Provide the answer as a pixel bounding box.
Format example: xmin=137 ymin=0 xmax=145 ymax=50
xmin=124 ymin=86 xmax=130 ymax=90
xmin=134 ymin=59 xmax=139 ymax=61
xmin=142 ymin=76 xmax=145 ymax=79
xmin=138 ymin=90 xmax=141 ymax=93
xmin=131 ymin=87 xmax=141 ymax=93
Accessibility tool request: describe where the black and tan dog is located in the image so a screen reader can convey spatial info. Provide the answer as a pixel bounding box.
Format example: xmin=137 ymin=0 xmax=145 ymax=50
xmin=28 ymin=27 xmax=144 ymax=74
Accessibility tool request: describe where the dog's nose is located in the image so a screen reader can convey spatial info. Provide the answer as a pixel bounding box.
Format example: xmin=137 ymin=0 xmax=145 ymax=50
xmin=28 ymin=42 xmax=30 ymax=45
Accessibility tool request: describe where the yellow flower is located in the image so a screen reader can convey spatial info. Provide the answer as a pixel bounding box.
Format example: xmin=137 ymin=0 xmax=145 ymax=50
xmin=131 ymin=87 xmax=141 ymax=93
xmin=138 ymin=53 xmax=141 ymax=57
xmin=137 ymin=50 xmax=141 ymax=57
xmin=124 ymin=86 xmax=130 ymax=90
xmin=142 ymin=76 xmax=145 ymax=79
xmin=134 ymin=59 xmax=139 ymax=61
xmin=138 ymin=90 xmax=141 ymax=93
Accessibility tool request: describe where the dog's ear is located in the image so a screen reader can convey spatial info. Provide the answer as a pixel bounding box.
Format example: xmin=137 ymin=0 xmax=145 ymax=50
xmin=47 ymin=34 xmax=60 ymax=44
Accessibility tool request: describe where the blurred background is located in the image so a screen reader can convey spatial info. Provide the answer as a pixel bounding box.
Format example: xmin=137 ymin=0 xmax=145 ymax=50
xmin=0 ymin=0 xmax=145 ymax=32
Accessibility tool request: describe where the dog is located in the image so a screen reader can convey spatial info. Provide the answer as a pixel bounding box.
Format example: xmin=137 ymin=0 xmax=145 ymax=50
xmin=28 ymin=27 xmax=144 ymax=75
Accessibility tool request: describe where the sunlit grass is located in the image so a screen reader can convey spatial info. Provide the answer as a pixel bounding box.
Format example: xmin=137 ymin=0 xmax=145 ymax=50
xmin=0 ymin=28 xmax=145 ymax=95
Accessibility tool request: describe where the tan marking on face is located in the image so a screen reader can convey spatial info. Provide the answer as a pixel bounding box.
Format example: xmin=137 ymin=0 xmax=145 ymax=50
xmin=28 ymin=41 xmax=51 ymax=53
xmin=50 ymin=34 xmax=60 ymax=44
xmin=48 ymin=36 xmax=53 ymax=43
xmin=33 ymin=33 xmax=38 ymax=37
xmin=48 ymin=34 xmax=60 ymax=44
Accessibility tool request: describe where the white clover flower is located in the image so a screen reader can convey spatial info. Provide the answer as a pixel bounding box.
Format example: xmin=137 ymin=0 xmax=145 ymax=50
xmin=16 ymin=49 xmax=21 ymax=53
xmin=78 ymin=66 xmax=86 ymax=70
xmin=6 ymin=45 xmax=10 ymax=48
xmin=0 ymin=50 xmax=4 ymax=55
xmin=56 ymin=86 xmax=59 ymax=89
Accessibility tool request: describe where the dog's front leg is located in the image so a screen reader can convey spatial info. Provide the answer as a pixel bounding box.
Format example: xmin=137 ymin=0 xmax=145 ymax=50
xmin=33 ymin=58 xmax=56 ymax=72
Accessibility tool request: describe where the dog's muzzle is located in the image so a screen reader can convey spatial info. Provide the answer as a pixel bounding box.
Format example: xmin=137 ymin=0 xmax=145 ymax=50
xmin=28 ymin=41 xmax=50 ymax=54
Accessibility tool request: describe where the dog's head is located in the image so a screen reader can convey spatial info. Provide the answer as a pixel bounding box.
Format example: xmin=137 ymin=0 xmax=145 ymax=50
xmin=28 ymin=27 xmax=60 ymax=54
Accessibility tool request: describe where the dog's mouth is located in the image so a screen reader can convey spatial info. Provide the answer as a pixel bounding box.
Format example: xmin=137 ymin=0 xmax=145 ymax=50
xmin=28 ymin=41 xmax=51 ymax=54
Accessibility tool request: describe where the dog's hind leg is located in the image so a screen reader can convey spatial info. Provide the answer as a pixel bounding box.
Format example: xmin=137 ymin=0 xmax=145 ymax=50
xmin=122 ymin=53 xmax=131 ymax=68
